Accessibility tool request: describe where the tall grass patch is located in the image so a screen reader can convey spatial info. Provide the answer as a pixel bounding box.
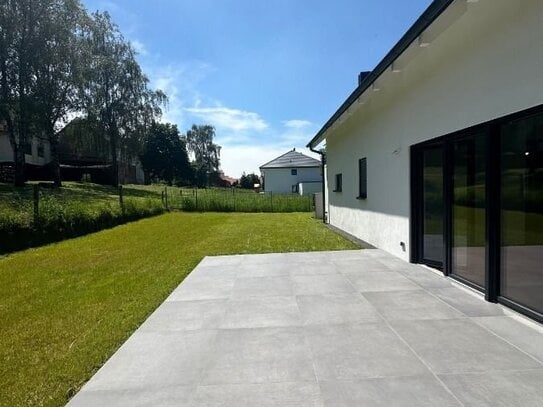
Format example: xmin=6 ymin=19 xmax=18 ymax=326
xmin=0 ymin=183 xmax=164 ymax=253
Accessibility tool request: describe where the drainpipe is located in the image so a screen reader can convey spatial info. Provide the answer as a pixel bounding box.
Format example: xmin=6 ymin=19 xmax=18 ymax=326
xmin=309 ymin=145 xmax=327 ymax=223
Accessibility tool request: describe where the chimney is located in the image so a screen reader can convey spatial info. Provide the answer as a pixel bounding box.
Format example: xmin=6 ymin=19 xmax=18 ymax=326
xmin=358 ymin=71 xmax=371 ymax=86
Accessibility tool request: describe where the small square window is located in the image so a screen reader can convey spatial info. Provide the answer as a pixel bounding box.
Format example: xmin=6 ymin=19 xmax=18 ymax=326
xmin=357 ymin=158 xmax=367 ymax=199
xmin=291 ymin=169 xmax=297 ymax=176
xmin=334 ymin=173 xmax=342 ymax=192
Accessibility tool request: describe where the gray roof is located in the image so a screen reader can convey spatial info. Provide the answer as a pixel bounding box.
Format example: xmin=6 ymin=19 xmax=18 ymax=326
xmin=260 ymin=149 xmax=321 ymax=169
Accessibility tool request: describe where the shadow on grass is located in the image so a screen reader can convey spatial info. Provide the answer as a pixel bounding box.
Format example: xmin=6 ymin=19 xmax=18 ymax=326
xmin=0 ymin=209 xmax=165 ymax=255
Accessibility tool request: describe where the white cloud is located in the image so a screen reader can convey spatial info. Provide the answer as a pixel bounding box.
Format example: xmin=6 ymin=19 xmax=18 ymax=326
xmin=131 ymin=39 xmax=148 ymax=56
xmin=273 ymin=118 xmax=316 ymax=149
xmin=282 ymin=119 xmax=312 ymax=129
xmin=138 ymin=52 xmax=316 ymax=177
xmin=147 ymin=61 xmax=214 ymax=127
xmin=185 ymin=106 xmax=268 ymax=132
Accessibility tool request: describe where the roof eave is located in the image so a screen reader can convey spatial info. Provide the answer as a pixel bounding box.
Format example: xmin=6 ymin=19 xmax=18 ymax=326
xmin=307 ymin=0 xmax=455 ymax=149
xmin=260 ymin=165 xmax=321 ymax=170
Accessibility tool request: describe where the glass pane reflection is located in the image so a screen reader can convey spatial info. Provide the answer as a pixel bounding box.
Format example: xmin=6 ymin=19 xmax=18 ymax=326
xmin=501 ymin=113 xmax=543 ymax=314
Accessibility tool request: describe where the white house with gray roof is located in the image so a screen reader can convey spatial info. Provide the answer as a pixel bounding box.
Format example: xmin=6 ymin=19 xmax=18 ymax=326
xmin=260 ymin=149 xmax=322 ymax=195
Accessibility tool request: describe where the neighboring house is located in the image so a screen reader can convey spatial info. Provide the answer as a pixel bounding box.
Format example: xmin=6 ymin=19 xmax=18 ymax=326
xmin=0 ymin=120 xmax=52 ymax=182
xmin=307 ymin=0 xmax=542 ymax=321
xmin=0 ymin=118 xmax=145 ymax=184
xmin=59 ymin=118 xmax=145 ymax=185
xmin=214 ymin=171 xmax=239 ymax=187
xmin=260 ymin=149 xmax=322 ymax=195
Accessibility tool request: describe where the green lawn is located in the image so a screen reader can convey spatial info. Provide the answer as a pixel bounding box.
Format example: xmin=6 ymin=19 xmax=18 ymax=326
xmin=1 ymin=182 xmax=313 ymax=253
xmin=0 ymin=212 xmax=358 ymax=407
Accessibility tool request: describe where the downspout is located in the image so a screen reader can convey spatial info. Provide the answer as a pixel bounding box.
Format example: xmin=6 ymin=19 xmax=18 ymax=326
xmin=309 ymin=145 xmax=327 ymax=223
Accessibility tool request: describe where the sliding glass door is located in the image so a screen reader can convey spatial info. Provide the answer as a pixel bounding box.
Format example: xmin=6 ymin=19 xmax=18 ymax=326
xmin=412 ymin=106 xmax=543 ymax=321
xmin=421 ymin=146 xmax=444 ymax=266
xmin=451 ymin=133 xmax=487 ymax=288
xmin=500 ymin=113 xmax=543 ymax=315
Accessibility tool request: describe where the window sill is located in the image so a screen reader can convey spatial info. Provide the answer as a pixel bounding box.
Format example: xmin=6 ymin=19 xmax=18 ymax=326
xmin=332 ymin=190 xmax=342 ymax=193
xmin=356 ymin=196 xmax=367 ymax=200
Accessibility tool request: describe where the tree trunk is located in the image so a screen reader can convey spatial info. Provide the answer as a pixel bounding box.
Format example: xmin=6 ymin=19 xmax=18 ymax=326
xmin=5 ymin=117 xmax=25 ymax=187
xmin=49 ymin=131 xmax=62 ymax=187
xmin=110 ymin=125 xmax=118 ymax=187
xmin=13 ymin=145 xmax=26 ymax=187
xmin=0 ymin=51 xmax=24 ymax=186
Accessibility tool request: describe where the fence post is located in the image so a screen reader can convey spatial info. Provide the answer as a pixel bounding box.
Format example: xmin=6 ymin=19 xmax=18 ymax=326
xmin=195 ymin=188 xmax=198 ymax=211
xmin=308 ymin=194 xmax=311 ymax=212
xmin=270 ymin=191 xmax=273 ymax=212
xmin=233 ymin=187 xmax=236 ymax=212
xmin=164 ymin=186 xmax=169 ymax=210
xmin=33 ymin=184 xmax=39 ymax=226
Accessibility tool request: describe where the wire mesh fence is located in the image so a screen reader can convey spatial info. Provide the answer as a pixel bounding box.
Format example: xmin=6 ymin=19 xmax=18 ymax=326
xmin=163 ymin=187 xmax=314 ymax=213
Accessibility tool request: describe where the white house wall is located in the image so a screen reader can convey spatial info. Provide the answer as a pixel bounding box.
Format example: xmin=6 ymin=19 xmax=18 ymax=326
xmin=298 ymin=182 xmax=321 ymax=196
xmin=0 ymin=133 xmax=12 ymax=162
xmin=326 ymin=0 xmax=543 ymax=260
xmin=262 ymin=167 xmax=321 ymax=194
xmin=0 ymin=133 xmax=51 ymax=165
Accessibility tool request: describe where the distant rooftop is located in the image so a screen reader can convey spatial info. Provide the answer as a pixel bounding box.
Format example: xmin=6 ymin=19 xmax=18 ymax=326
xmin=260 ymin=149 xmax=321 ymax=169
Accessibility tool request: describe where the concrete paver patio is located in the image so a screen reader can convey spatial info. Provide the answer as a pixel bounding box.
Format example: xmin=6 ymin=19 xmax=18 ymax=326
xmin=67 ymin=249 xmax=543 ymax=406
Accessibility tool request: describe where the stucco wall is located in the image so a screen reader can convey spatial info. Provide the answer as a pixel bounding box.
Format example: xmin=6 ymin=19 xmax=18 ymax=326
xmin=0 ymin=133 xmax=12 ymax=162
xmin=298 ymin=181 xmax=322 ymax=196
xmin=262 ymin=166 xmax=321 ymax=194
xmin=326 ymin=0 xmax=543 ymax=260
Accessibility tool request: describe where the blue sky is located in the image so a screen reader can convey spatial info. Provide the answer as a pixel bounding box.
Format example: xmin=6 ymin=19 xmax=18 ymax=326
xmin=82 ymin=0 xmax=432 ymax=177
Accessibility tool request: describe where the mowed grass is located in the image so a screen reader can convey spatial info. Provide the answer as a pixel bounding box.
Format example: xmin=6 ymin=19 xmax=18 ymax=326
xmin=0 ymin=212 xmax=358 ymax=407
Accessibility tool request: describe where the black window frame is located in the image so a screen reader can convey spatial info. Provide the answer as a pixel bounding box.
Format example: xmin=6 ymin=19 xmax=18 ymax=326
xmin=410 ymin=104 xmax=543 ymax=323
xmin=291 ymin=168 xmax=297 ymax=176
xmin=357 ymin=158 xmax=367 ymax=199
xmin=333 ymin=173 xmax=343 ymax=192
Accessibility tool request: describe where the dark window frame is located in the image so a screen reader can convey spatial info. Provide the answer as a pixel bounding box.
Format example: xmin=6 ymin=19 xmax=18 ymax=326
xmin=357 ymin=158 xmax=367 ymax=199
xmin=410 ymin=103 xmax=543 ymax=323
xmin=291 ymin=168 xmax=297 ymax=176
xmin=333 ymin=173 xmax=342 ymax=192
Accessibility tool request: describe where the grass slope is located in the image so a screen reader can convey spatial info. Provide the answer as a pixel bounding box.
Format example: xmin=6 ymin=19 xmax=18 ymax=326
xmin=0 ymin=212 xmax=357 ymax=407
xmin=0 ymin=182 xmax=165 ymax=253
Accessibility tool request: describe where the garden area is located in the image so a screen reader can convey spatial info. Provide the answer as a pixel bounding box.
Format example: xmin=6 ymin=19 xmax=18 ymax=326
xmin=0 ymin=212 xmax=358 ymax=407
xmin=0 ymin=182 xmax=313 ymax=254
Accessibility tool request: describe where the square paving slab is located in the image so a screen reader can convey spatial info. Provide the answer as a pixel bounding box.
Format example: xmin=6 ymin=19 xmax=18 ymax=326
xmin=67 ymin=249 xmax=543 ymax=406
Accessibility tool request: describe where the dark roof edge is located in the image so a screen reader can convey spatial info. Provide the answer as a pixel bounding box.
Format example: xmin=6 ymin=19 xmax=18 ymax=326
xmin=259 ymin=149 xmax=321 ymax=169
xmin=307 ymin=0 xmax=455 ymax=148
xmin=260 ymin=164 xmax=321 ymax=170
xmin=259 ymin=149 xmax=295 ymax=169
